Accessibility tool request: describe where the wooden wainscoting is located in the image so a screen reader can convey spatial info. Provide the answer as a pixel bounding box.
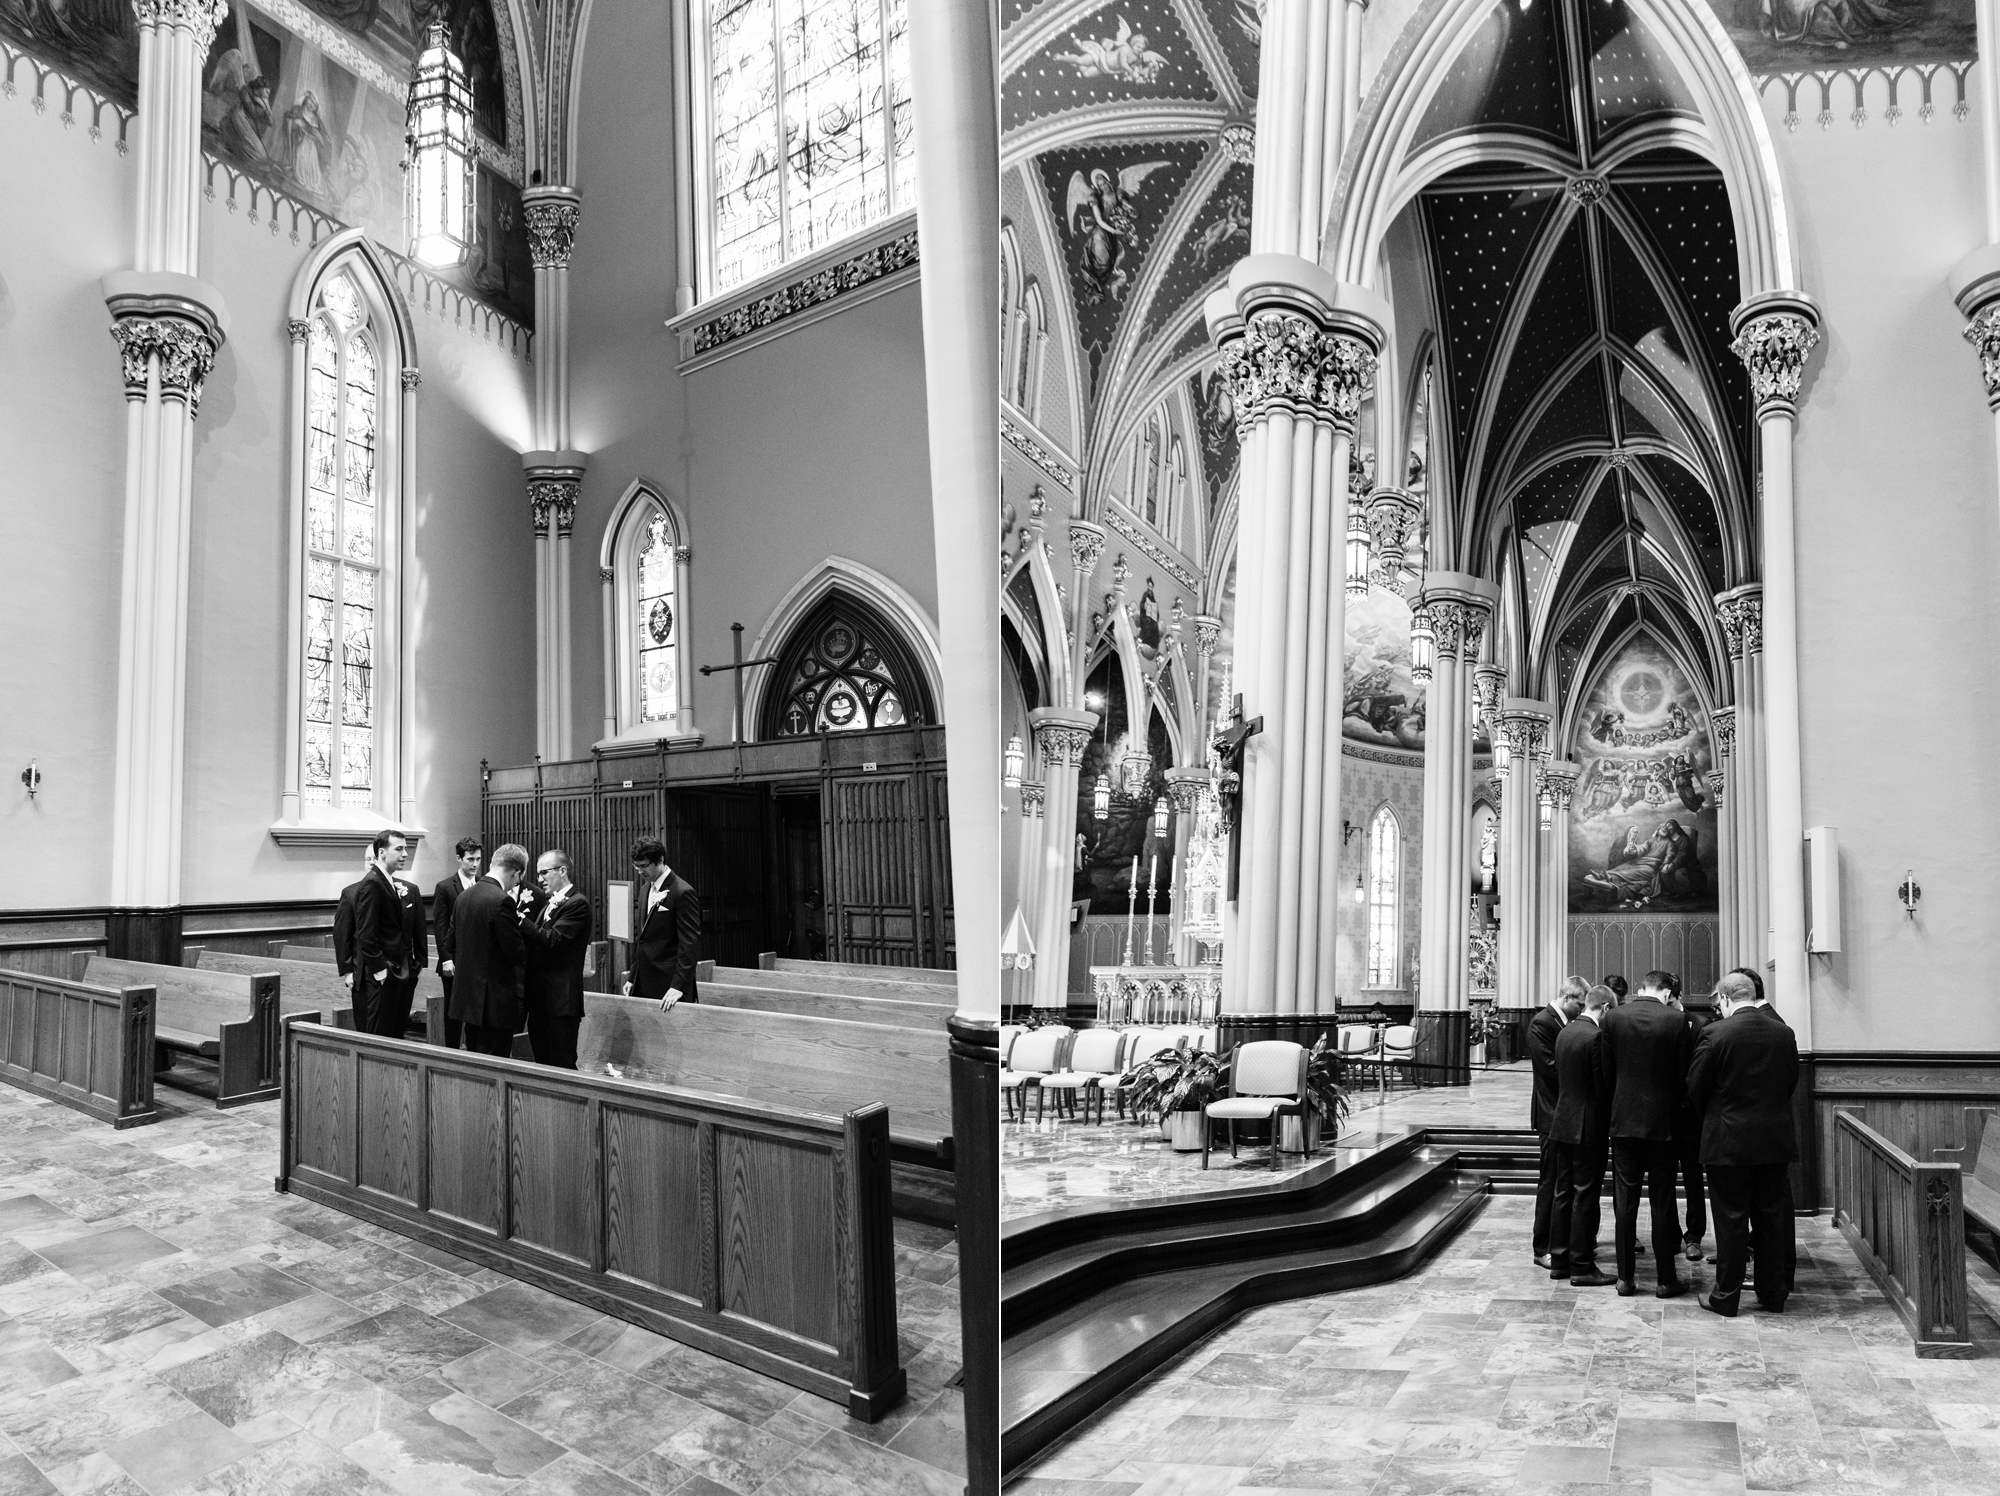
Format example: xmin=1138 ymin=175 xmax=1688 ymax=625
xmin=0 ymin=968 xmax=158 ymax=1127
xmin=1810 ymin=1056 xmax=2000 ymax=1208
xmin=1568 ymin=913 xmax=1720 ymax=994
xmin=277 ymin=1019 xmax=906 ymax=1421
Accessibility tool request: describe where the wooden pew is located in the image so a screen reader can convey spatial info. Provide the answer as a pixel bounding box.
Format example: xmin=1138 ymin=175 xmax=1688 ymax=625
xmin=0 ymin=968 xmax=159 ymax=1128
xmin=191 ymin=951 xmax=355 ymax=1030
xmin=578 ymin=993 xmax=950 ymax=1163
xmin=71 ymin=954 xmax=283 ymax=1110
xmin=700 ymin=972 xmax=949 ymax=1031
xmin=762 ymin=953 xmax=957 ymax=987
xmin=717 ymin=963 xmax=956 ymax=1008
xmin=278 ymin=1017 xmax=906 ymax=1421
xmin=1832 ymin=1109 xmax=1972 ymax=1357
xmin=268 ymin=943 xmax=443 ymax=1042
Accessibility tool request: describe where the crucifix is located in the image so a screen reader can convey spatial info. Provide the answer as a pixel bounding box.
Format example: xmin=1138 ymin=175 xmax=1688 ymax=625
xmin=1210 ymin=692 xmax=1262 ymax=902
xmin=698 ymin=623 xmax=781 ymax=746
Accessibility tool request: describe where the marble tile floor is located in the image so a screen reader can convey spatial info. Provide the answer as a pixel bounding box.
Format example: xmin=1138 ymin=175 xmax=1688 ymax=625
xmin=1007 ymin=1193 xmax=2000 ymax=1496
xmin=0 ymin=1080 xmax=962 ymax=1496
xmin=1002 ymin=1068 xmax=1536 ymax=1223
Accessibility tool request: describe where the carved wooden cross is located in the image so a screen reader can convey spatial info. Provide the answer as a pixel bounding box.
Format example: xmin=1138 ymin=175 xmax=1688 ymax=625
xmin=1210 ymin=693 xmax=1262 ymax=902
xmin=698 ymin=622 xmax=781 ymax=746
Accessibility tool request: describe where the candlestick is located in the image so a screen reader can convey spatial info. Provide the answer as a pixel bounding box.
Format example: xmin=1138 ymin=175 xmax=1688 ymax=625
xmin=1145 ymin=855 xmax=1159 ymax=965
xmin=1123 ymin=855 xmax=1139 ymax=966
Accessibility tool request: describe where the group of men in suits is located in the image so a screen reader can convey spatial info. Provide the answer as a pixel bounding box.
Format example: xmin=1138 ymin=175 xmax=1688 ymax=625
xmin=1528 ymin=966 xmax=1801 ymax=1317
xmin=332 ymin=831 xmax=703 ymax=1070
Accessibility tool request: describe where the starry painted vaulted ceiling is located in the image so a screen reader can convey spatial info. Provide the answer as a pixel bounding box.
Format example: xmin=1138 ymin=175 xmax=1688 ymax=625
xmin=1005 ymin=0 xmax=1755 ymax=724
xmin=1413 ymin=0 xmax=1755 ymax=712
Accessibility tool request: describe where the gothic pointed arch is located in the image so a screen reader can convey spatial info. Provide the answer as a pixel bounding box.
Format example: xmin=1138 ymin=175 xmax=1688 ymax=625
xmin=597 ymin=478 xmax=697 ymax=745
xmin=758 ymin=591 xmax=938 ymax=741
xmin=743 ymin=558 xmax=944 ymax=740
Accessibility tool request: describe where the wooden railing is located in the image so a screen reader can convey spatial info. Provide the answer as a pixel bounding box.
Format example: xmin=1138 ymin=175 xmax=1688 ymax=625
xmin=1832 ymin=1110 xmax=1973 ymax=1358
xmin=277 ymin=1017 xmax=906 ymax=1418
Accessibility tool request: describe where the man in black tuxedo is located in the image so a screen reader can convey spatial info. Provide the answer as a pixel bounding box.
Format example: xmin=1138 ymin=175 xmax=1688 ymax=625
xmin=1530 ymin=975 xmax=1589 ymax=1270
xmin=1600 ymin=969 xmax=1694 ymax=1297
xmin=1687 ymin=967 xmax=1800 ymax=1317
xmin=449 ymin=843 xmax=530 ymax=1056
xmin=351 ymin=830 xmax=425 ymax=1038
xmin=1549 ymin=984 xmax=1616 ymax=1286
xmin=522 ymin=850 xmax=593 ymax=1069
xmin=624 ymin=837 xmax=700 ymax=1009
xmin=431 ymin=837 xmax=483 ymax=1050
xmin=1671 ymin=977 xmax=1713 ymax=1263
xmin=332 ymin=847 xmax=370 ymax=987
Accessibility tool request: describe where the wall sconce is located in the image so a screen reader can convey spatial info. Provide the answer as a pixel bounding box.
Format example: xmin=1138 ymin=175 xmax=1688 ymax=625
xmin=1151 ymin=796 xmax=1170 ymax=841
xmin=20 ymin=761 xmax=40 ymax=800
xmin=1898 ymin=870 xmax=1921 ymax=920
xmin=1341 ymin=820 xmax=1361 ymax=846
xmin=1092 ymin=773 xmax=1110 ymax=821
xmin=1003 ymin=733 xmax=1024 ymax=790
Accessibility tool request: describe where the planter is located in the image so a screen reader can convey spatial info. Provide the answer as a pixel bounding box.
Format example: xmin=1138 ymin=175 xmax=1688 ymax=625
xmin=1166 ymin=1110 xmax=1206 ymax=1151
xmin=1277 ymin=1113 xmax=1321 ymax=1154
xmin=1471 ymin=1042 xmax=1487 ymax=1067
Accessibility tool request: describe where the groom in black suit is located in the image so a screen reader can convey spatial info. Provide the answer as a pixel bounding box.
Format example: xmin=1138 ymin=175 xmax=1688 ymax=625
xmin=1600 ymin=969 xmax=1694 ymax=1297
xmin=1530 ymin=975 xmax=1588 ymax=1269
xmin=625 ymin=837 xmax=701 ymax=1008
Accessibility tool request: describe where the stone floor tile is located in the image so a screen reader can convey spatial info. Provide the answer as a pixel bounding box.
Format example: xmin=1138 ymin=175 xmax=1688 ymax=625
xmin=171 ymin=1429 xmax=402 ymax=1496
xmin=500 ymin=1360 xmax=708 ymax=1471
xmin=437 ymin=1283 xmax=604 ymax=1355
xmin=152 ymin=1263 xmax=313 ymax=1330
xmin=507 ymin=1450 xmax=652 ymax=1495
xmin=342 ymin=1390 xmax=566 ymax=1493
xmin=101 ymin=1408 xmax=251 ymax=1494
xmin=648 ymin=1405 xmax=810 ymax=1493
xmin=313 ymin=1305 xmax=491 ymax=1386
xmin=1611 ymin=1417 xmax=1744 ymax=1473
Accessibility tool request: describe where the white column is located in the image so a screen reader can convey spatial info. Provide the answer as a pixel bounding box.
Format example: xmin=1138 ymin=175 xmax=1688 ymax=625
xmin=1015 ymin=781 xmax=1048 ymax=960
xmin=1538 ymin=760 xmax=1580 ymax=1002
xmin=106 ymin=0 xmax=230 ymax=919
xmin=523 ymin=188 xmax=585 ymax=763
xmin=1165 ymin=768 xmax=1209 ymax=965
xmin=1707 ymin=765 xmax=1734 ymax=980
xmin=1716 ymin=590 xmax=1764 ymax=973
xmin=1416 ymin=575 xmax=1496 ymax=1062
xmin=1730 ymin=297 xmax=1820 ymax=1043
xmin=1497 ymin=699 xmax=1554 ymax=1009
xmin=1030 ymin=711 xmax=1095 ymax=1012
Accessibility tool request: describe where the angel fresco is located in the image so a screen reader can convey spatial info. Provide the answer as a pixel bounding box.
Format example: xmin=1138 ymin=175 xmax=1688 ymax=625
xmin=1054 ymin=16 xmax=1168 ymax=83
xmin=1194 ymin=194 xmax=1251 ymax=268
xmin=1066 ymin=162 xmax=1169 ymax=302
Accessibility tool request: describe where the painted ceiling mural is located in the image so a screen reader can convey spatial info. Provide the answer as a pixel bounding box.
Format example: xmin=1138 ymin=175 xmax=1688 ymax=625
xmin=1187 ymin=366 xmax=1237 ymax=520
xmin=0 ymin=0 xmax=533 ymax=322
xmin=1137 ymin=157 xmax=1252 ymax=349
xmin=1567 ymin=633 xmax=1718 ymax=914
xmin=1704 ymin=0 xmax=1975 ymax=72
xmin=1004 ymin=0 xmax=1219 ymax=134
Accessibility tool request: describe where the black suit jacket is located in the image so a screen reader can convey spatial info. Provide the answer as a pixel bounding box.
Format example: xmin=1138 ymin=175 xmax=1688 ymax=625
xmin=1686 ymin=1004 xmax=1800 ymax=1168
xmin=1600 ymin=997 xmax=1693 ymax=1142
xmin=333 ymin=880 xmax=361 ymax=976
xmin=353 ymin=866 xmax=424 ymax=980
xmin=1673 ymin=1006 xmax=1713 ymax=1139
xmin=447 ymin=877 xmax=527 ymax=1031
xmin=523 ymin=889 xmax=593 ymax=1019
xmin=1527 ymin=1005 xmax=1566 ymax=1135
xmin=1549 ymin=1016 xmax=1610 ymax=1151
xmin=631 ymin=872 xmax=700 ymax=1001
xmin=433 ymin=875 xmax=473 ymax=971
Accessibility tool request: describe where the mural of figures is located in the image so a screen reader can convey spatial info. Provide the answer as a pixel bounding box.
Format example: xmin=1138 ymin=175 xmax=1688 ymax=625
xmin=0 ymin=0 xmax=530 ymax=323
xmin=1700 ymin=0 xmax=1974 ymax=73
xmin=1568 ymin=634 xmax=1719 ymax=913
xmin=1341 ymin=589 xmax=1490 ymax=755
xmin=1072 ymin=652 xmax=1177 ymax=914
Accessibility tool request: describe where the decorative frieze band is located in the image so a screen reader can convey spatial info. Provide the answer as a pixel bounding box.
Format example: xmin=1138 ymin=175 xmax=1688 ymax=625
xmin=1218 ymin=308 xmax=1376 ymax=433
xmin=1003 ymin=414 xmax=1078 ymax=490
xmin=1104 ymin=510 xmax=1199 ymax=592
xmin=686 ymin=227 xmax=918 ymax=358
xmin=110 ymin=316 xmax=220 ymax=416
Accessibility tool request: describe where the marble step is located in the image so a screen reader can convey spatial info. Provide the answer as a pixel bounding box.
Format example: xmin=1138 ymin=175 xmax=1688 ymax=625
xmin=1000 ymin=1175 xmax=1488 ymax=1474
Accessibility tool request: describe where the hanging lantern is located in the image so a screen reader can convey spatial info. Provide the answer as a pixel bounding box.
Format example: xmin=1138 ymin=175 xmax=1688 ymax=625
xmin=406 ymin=17 xmax=476 ymax=268
xmin=1409 ymin=604 xmax=1434 ymax=684
xmin=1122 ymin=749 xmax=1152 ymax=796
xmin=1354 ymin=870 xmax=1366 ymax=905
xmin=1151 ymin=795 xmax=1170 ymax=841
xmin=1092 ymin=773 xmax=1110 ymax=821
xmin=1345 ymin=500 xmax=1372 ymax=599
xmin=1539 ymin=782 xmax=1555 ymax=831
xmin=1003 ymin=733 xmax=1024 ymax=790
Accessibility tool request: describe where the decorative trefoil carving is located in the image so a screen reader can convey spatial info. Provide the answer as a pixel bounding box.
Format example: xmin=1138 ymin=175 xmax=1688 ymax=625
xmin=524 ymin=197 xmax=581 ymax=270
xmin=1730 ymin=313 xmax=1819 ymax=413
xmin=1964 ymin=304 xmax=2000 ymax=410
xmin=1218 ymin=309 xmax=1376 ymax=433
xmin=110 ymin=316 xmax=220 ymax=416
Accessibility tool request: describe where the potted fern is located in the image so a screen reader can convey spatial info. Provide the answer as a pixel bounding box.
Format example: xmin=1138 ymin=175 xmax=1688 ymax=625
xmin=1282 ymin=1034 xmax=1353 ymax=1154
xmin=1123 ymin=1047 xmax=1230 ymax=1151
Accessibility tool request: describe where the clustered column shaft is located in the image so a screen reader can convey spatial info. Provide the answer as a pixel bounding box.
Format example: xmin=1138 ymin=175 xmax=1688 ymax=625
xmin=1497 ymin=699 xmax=1554 ymax=1007
xmin=524 ymin=188 xmax=585 ymax=761
xmin=1537 ymin=760 xmax=1581 ymax=1000
xmin=1416 ymin=574 xmax=1496 ymax=1021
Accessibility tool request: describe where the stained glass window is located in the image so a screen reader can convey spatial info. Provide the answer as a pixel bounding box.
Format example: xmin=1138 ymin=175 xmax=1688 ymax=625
xmin=1367 ymin=806 xmax=1401 ymax=987
xmin=700 ymin=0 xmax=916 ymax=297
xmin=637 ymin=510 xmax=679 ymax=723
xmin=766 ymin=595 xmax=930 ymax=738
xmin=302 ymin=272 xmax=380 ymax=809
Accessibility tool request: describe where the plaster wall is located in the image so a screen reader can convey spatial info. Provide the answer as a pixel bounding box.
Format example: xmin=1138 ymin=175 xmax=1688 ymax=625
xmin=0 ymin=92 xmax=538 ymax=911
xmin=1771 ymin=84 xmax=2000 ymax=1052
xmin=565 ymin=0 xmax=937 ymax=756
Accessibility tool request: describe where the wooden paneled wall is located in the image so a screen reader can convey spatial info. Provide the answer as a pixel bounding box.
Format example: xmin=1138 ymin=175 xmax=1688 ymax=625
xmin=1812 ymin=1058 xmax=2000 ymax=1206
xmin=278 ymin=1019 xmax=907 ymax=1420
xmin=1568 ymin=913 xmax=1720 ymax=995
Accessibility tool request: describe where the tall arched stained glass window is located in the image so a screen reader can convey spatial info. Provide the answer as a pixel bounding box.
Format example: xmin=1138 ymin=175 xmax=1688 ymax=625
xmin=764 ymin=593 xmax=934 ymax=738
xmin=303 ymin=272 xmax=381 ymax=809
xmin=637 ymin=511 xmax=679 ymax=723
xmin=1367 ymin=805 xmax=1401 ymax=987
xmin=697 ymin=0 xmax=916 ymax=299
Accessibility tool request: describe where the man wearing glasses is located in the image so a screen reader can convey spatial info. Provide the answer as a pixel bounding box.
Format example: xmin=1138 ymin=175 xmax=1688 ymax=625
xmin=624 ymin=837 xmax=700 ymax=1010
xmin=521 ymin=850 xmax=594 ymax=1068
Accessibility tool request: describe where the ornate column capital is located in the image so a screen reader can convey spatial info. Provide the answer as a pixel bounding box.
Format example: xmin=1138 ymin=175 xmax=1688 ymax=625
xmin=401 ymin=368 xmax=421 ymax=392
xmin=1705 ymin=768 xmax=1727 ymax=807
xmin=1711 ymin=705 xmax=1737 ymax=756
xmin=1536 ymin=758 xmax=1581 ymax=811
xmin=1715 ymin=585 xmax=1763 ymax=659
xmin=1030 ymin=707 xmax=1098 ymax=769
xmin=1419 ymin=570 xmax=1499 ymax=664
xmin=1497 ymin=698 xmax=1555 ymax=768
xmin=1949 ymin=246 xmax=2000 ymax=408
xmin=521 ymin=186 xmax=583 ymax=271
xmin=1471 ymin=663 xmax=1507 ymax=726
xmin=1068 ymin=521 xmax=1106 ymax=581
xmin=132 ymin=0 xmax=227 ymax=49
xmin=523 ymin=449 xmax=587 ymax=538
xmin=109 ymin=317 xmax=221 ymax=416
xmin=1164 ymin=766 xmax=1209 ymax=815
xmin=1018 ymin=781 xmax=1048 ymax=818
xmin=1728 ymin=293 xmax=1820 ymax=418
xmin=1192 ymin=612 xmax=1222 ymax=656
xmin=1218 ymin=307 xmax=1378 ymax=434
xmin=599 ymin=565 xmax=615 ymax=584
xmin=286 ymin=318 xmax=311 ymax=344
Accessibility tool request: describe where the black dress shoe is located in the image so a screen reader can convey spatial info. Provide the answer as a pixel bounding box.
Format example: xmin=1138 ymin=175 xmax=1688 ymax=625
xmin=1684 ymin=1237 xmax=1705 ymax=1262
xmin=1757 ymin=1298 xmax=1787 ymax=1314
xmin=1615 ymin=1279 xmax=1637 ymax=1297
xmin=1656 ymin=1278 xmax=1690 ymax=1299
xmin=1701 ymin=1292 xmax=1740 ymax=1318
xmin=1533 ymin=1254 xmax=1555 ymax=1270
xmin=1570 ymin=1269 xmax=1618 ymax=1287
